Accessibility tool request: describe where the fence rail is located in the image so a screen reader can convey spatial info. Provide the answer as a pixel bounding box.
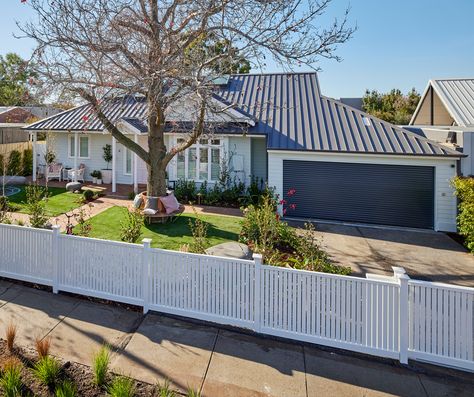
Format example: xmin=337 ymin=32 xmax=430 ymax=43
xmin=0 ymin=223 xmax=472 ymax=372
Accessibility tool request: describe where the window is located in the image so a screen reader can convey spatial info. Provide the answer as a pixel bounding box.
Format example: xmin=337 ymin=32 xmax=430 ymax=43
xmin=69 ymin=135 xmax=89 ymax=158
xmin=124 ymin=148 xmax=132 ymax=175
xmin=175 ymin=138 xmax=222 ymax=182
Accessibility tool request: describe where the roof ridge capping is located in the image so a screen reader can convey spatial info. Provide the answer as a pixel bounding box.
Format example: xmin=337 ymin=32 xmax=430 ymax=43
xmin=321 ymin=95 xmax=463 ymax=157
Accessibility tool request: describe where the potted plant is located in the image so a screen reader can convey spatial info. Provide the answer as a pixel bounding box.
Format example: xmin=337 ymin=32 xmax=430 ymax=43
xmin=96 ymin=170 xmax=102 ymax=185
xmin=101 ymin=144 xmax=113 ymax=184
xmin=90 ymin=170 xmax=99 ymax=184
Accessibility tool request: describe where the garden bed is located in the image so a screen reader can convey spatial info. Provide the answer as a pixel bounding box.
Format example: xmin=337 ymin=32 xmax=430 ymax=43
xmin=0 ymin=340 xmax=184 ymax=397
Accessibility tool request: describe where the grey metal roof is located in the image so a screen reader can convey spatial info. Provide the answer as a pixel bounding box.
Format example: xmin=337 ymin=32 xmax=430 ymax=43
xmin=217 ymin=73 xmax=461 ymax=157
xmin=26 ymin=73 xmax=461 ymax=157
xmin=27 ymin=96 xmax=147 ymax=131
xmin=411 ymin=78 xmax=474 ymax=127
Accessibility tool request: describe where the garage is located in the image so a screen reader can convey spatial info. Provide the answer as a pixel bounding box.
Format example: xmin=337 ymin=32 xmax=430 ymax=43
xmin=283 ymin=160 xmax=435 ymax=229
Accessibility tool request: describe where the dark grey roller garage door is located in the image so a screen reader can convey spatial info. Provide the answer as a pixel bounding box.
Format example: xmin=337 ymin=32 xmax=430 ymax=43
xmin=283 ymin=160 xmax=434 ymax=229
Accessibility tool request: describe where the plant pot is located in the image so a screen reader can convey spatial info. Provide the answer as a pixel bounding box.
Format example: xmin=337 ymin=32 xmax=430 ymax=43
xmin=101 ymin=169 xmax=112 ymax=184
xmin=92 ymin=177 xmax=97 ymax=184
xmin=96 ymin=179 xmax=102 ymax=185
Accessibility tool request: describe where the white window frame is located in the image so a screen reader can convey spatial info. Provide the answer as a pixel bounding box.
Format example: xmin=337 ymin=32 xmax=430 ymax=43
xmin=174 ymin=137 xmax=224 ymax=182
xmin=68 ymin=134 xmax=91 ymax=159
xmin=123 ymin=147 xmax=132 ymax=176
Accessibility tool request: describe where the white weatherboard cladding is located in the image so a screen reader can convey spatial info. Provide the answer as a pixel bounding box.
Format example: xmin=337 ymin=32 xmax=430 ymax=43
xmin=268 ymin=151 xmax=458 ymax=232
xmin=228 ymin=135 xmax=251 ymax=185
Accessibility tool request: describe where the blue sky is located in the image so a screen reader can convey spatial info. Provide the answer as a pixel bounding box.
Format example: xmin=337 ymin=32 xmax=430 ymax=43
xmin=1 ymin=0 xmax=473 ymax=98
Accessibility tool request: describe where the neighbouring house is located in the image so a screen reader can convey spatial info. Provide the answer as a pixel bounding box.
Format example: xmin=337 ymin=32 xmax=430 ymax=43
xmin=25 ymin=72 xmax=463 ymax=232
xmin=408 ymin=78 xmax=474 ymax=176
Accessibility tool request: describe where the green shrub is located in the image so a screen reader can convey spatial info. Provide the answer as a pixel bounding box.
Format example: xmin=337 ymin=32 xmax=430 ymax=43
xmin=186 ymin=388 xmax=201 ymax=397
xmin=74 ymin=207 xmax=92 ymax=237
xmin=174 ymin=180 xmax=197 ymax=203
xmin=187 ymin=208 xmax=209 ymax=254
xmin=120 ymin=209 xmax=144 ymax=243
xmin=452 ymin=177 xmax=474 ymax=252
xmin=55 ymin=380 xmax=76 ymax=397
xmin=25 ymin=184 xmax=49 ymax=228
xmin=107 ymin=376 xmax=135 ymax=397
xmin=21 ymin=148 xmax=33 ymax=176
xmin=1 ymin=359 xmax=22 ymax=397
xmin=83 ymin=189 xmax=95 ymax=202
xmin=92 ymin=345 xmax=110 ymax=387
xmin=7 ymin=150 xmax=22 ymax=176
xmin=33 ymin=356 xmax=61 ymax=387
xmin=0 ymin=154 xmax=5 ymax=175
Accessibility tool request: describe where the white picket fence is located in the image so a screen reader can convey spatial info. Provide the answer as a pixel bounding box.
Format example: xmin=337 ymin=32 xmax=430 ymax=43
xmin=0 ymin=223 xmax=472 ymax=372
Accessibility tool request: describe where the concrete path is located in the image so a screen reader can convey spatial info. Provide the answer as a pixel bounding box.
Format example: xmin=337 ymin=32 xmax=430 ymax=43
xmin=0 ymin=280 xmax=472 ymax=397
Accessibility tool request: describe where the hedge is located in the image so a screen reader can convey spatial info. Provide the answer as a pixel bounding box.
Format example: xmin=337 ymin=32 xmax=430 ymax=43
xmin=452 ymin=176 xmax=474 ymax=252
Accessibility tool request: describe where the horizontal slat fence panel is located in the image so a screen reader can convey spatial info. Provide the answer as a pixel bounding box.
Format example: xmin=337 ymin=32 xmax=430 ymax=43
xmin=149 ymin=250 xmax=255 ymax=328
xmin=0 ymin=224 xmax=53 ymax=285
xmin=260 ymin=266 xmax=400 ymax=358
xmin=408 ymin=281 xmax=474 ymax=371
xmin=58 ymin=235 xmax=143 ymax=305
xmin=0 ymin=223 xmax=473 ymax=371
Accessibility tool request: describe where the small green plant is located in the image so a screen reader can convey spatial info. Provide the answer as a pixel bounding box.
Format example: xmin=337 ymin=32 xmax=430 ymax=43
xmin=120 ymin=209 xmax=144 ymax=243
xmin=25 ymin=184 xmax=49 ymax=228
xmin=55 ymin=380 xmax=76 ymax=397
xmin=1 ymin=359 xmax=23 ymax=397
xmin=74 ymin=206 xmax=92 ymax=237
xmin=7 ymin=150 xmax=22 ymax=176
xmin=156 ymin=380 xmax=176 ymax=397
xmin=107 ymin=376 xmax=135 ymax=397
xmin=33 ymin=355 xmax=61 ymax=387
xmin=103 ymin=144 xmax=113 ymax=170
xmin=0 ymin=196 xmax=11 ymax=224
xmin=83 ymin=189 xmax=95 ymax=202
xmin=92 ymin=345 xmax=110 ymax=387
xmin=187 ymin=208 xmax=208 ymax=254
xmin=186 ymin=387 xmax=201 ymax=397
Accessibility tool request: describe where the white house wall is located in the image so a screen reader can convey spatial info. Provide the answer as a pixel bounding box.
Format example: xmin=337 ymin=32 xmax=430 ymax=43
xmin=268 ymin=151 xmax=458 ymax=232
xmin=461 ymin=132 xmax=474 ymax=176
xmin=228 ymin=136 xmax=251 ymax=185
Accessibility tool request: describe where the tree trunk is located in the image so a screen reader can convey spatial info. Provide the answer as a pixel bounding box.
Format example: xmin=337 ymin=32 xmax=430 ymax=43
xmin=146 ymin=111 xmax=168 ymax=197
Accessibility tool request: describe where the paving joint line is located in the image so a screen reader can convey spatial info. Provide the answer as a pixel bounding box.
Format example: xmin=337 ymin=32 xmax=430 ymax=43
xmin=302 ymin=346 xmax=309 ymax=397
xmin=40 ymin=298 xmax=82 ymax=341
xmin=199 ymin=328 xmax=220 ymax=394
xmin=110 ymin=312 xmax=148 ymax=362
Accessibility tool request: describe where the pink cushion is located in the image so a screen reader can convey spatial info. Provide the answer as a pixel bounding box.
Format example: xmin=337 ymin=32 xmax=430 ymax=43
xmin=159 ymin=194 xmax=180 ymax=214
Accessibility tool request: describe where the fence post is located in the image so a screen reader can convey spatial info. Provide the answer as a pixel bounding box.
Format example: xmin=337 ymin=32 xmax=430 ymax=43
xmin=142 ymin=238 xmax=152 ymax=314
xmin=253 ymin=253 xmax=263 ymax=333
xmin=393 ymin=266 xmax=410 ymax=365
xmin=51 ymin=225 xmax=60 ymax=294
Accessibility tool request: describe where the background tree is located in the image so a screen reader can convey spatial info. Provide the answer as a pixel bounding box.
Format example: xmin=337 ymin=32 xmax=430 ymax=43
xmin=0 ymin=53 xmax=38 ymax=105
xmin=362 ymin=88 xmax=421 ymax=125
xmin=21 ymin=0 xmax=354 ymax=197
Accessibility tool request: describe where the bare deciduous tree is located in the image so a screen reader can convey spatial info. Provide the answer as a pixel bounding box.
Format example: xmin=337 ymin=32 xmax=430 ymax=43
xmin=20 ymin=0 xmax=354 ymax=196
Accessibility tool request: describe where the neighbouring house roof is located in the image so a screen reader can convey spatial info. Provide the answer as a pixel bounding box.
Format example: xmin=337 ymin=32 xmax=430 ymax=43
xmin=25 ymin=73 xmax=462 ymax=158
xmin=410 ymin=78 xmax=474 ymax=128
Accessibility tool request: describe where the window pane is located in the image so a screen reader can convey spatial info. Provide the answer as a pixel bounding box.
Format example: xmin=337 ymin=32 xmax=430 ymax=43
xmin=211 ymin=139 xmax=220 ymax=146
xmin=199 ymin=148 xmax=208 ymax=180
xmin=70 ymin=136 xmax=75 ymax=157
xmin=211 ymin=148 xmax=220 ymax=180
xmin=199 ymin=138 xmax=208 ymax=145
xmin=189 ymin=148 xmax=197 ymax=179
xmin=125 ymin=149 xmax=132 ymax=174
xmin=79 ymin=137 xmax=88 ymax=157
xmin=177 ymin=150 xmax=185 ymax=179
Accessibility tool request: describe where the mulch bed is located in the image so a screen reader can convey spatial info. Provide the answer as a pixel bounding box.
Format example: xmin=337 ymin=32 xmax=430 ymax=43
xmin=0 ymin=340 xmax=171 ymax=396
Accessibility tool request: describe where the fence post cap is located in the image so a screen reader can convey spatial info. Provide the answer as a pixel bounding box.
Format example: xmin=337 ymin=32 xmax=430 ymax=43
xmin=142 ymin=238 xmax=152 ymax=247
xmin=252 ymin=253 xmax=263 ymax=260
xmin=51 ymin=225 xmax=61 ymax=233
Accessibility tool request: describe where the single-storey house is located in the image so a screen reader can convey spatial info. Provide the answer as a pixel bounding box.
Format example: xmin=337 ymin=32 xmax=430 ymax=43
xmin=408 ymin=78 xmax=474 ymax=176
xmin=25 ymin=72 xmax=463 ymax=232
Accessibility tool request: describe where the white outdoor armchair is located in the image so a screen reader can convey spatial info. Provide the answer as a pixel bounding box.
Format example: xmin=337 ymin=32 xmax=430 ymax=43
xmin=67 ymin=164 xmax=85 ymax=182
xmin=46 ymin=163 xmax=63 ymax=182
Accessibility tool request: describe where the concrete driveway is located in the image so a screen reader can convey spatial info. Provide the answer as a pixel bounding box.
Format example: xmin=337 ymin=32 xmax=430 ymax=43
xmin=306 ymin=223 xmax=474 ymax=287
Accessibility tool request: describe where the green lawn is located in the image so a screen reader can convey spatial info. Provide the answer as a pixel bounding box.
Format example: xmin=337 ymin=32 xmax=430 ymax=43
xmin=88 ymin=206 xmax=242 ymax=250
xmin=8 ymin=186 xmax=83 ymax=217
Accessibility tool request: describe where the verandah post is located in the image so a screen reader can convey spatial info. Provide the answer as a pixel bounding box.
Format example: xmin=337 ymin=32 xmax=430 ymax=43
xmin=52 ymin=225 xmax=61 ymax=294
xmin=142 ymin=238 xmax=152 ymax=314
xmin=253 ymin=253 xmax=263 ymax=333
xmin=393 ymin=266 xmax=410 ymax=364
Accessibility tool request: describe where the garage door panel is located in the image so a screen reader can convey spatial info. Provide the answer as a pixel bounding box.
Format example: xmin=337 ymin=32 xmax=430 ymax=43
xmin=283 ymin=160 xmax=434 ymax=229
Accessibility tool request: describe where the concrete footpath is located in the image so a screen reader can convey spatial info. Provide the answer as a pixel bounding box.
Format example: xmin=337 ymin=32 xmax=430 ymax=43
xmin=0 ymin=279 xmax=472 ymax=397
